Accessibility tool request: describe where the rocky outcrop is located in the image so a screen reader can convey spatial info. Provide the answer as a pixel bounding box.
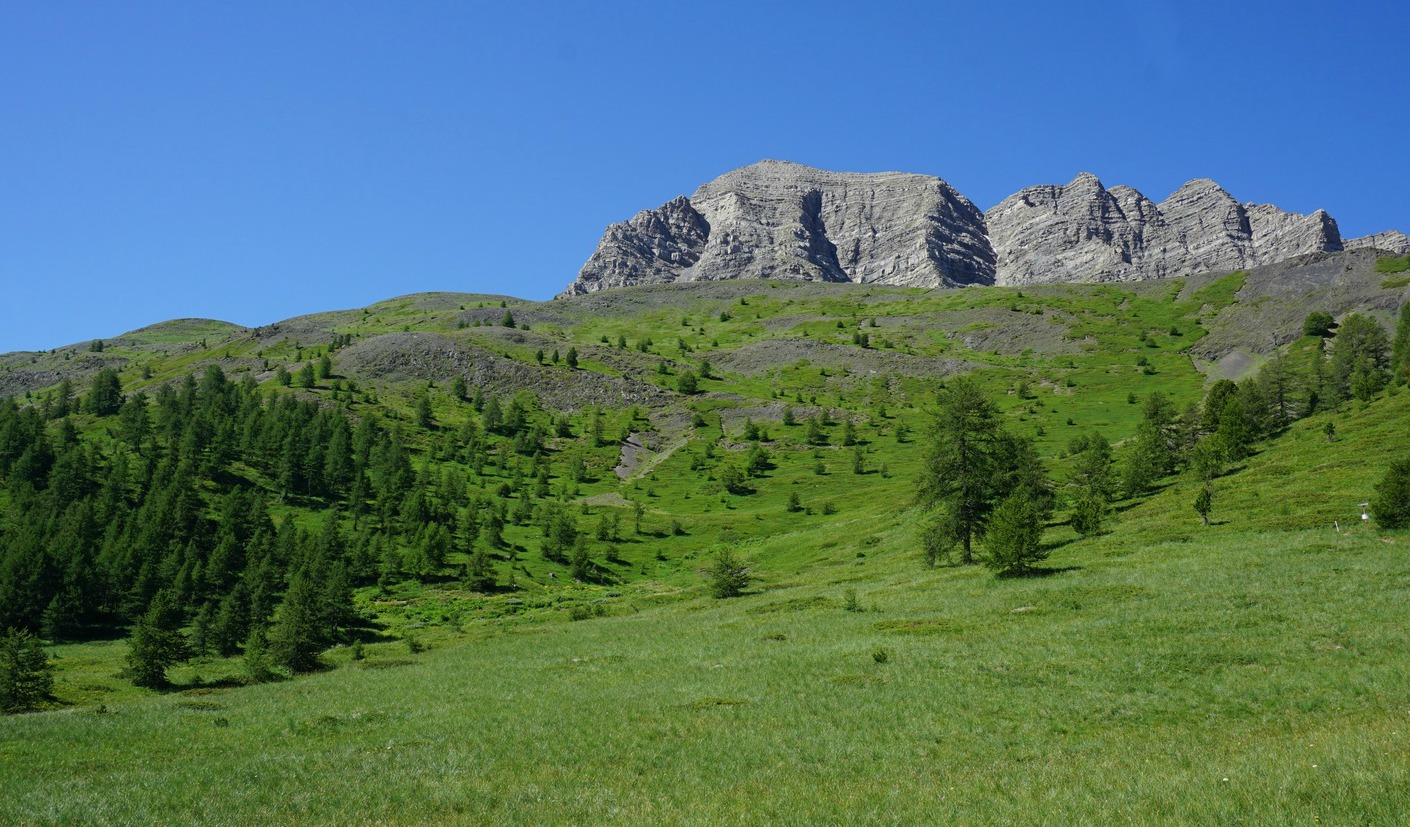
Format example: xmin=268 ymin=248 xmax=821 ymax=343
xmin=564 ymin=162 xmax=1402 ymax=294
xmin=571 ymin=196 xmax=710 ymax=293
xmin=1345 ymin=230 xmax=1410 ymax=255
xmin=561 ymin=161 xmax=994 ymax=295
xmin=984 ymin=173 xmax=1161 ymax=285
xmin=986 ymin=174 xmax=1345 ymax=286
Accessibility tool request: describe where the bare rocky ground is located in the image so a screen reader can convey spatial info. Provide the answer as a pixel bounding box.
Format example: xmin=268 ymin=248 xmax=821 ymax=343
xmin=1187 ymin=249 xmax=1407 ymax=359
xmin=336 ymin=332 xmax=669 ymax=411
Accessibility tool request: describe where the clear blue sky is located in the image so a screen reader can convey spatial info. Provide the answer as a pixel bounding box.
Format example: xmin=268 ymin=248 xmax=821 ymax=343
xmin=2 ymin=1 xmax=1406 ymax=353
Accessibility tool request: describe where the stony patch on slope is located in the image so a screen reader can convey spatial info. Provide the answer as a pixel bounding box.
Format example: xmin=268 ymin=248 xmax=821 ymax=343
xmin=336 ymin=332 xmax=669 ymax=411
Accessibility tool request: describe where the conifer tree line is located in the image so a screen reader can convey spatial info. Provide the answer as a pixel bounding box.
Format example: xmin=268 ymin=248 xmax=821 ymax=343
xmin=918 ymin=308 xmax=1410 ymax=572
xmin=0 ymin=362 xmax=635 ymax=689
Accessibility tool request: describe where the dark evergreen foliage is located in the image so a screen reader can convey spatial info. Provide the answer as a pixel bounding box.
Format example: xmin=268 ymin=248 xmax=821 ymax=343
xmin=0 ymin=365 xmax=577 ymax=688
xmin=0 ymin=628 xmax=53 ymax=713
xmin=1371 ymin=459 xmax=1410 ymax=530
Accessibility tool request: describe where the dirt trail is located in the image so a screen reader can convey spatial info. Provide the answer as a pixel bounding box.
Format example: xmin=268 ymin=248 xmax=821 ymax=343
xmin=614 ymin=433 xmax=688 ymax=480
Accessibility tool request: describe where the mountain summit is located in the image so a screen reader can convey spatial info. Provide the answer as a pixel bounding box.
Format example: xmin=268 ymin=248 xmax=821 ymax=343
xmin=561 ymin=162 xmax=1406 ymax=295
xmin=564 ymin=160 xmax=994 ymax=295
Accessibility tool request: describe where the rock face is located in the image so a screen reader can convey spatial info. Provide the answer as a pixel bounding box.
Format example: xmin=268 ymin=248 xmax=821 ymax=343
xmin=986 ymin=174 xmax=1344 ymax=286
xmin=1345 ymin=230 xmax=1410 ymax=255
xmin=572 ymin=196 xmax=710 ymax=292
xmin=562 ymin=161 xmax=994 ymax=295
xmin=563 ymin=162 xmax=1402 ymax=294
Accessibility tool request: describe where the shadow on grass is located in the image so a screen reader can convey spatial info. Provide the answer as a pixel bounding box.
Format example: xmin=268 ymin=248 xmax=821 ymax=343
xmin=996 ymin=565 xmax=1082 ymax=580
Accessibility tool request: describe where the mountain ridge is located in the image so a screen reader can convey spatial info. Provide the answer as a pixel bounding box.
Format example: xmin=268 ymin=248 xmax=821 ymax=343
xmin=563 ymin=161 xmax=1405 ymax=295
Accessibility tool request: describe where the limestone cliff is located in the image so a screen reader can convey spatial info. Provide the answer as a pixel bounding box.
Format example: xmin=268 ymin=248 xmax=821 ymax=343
xmin=562 ymin=161 xmax=993 ymax=295
xmin=562 ymin=162 xmax=1400 ymax=295
xmin=986 ymin=175 xmax=1345 ymax=286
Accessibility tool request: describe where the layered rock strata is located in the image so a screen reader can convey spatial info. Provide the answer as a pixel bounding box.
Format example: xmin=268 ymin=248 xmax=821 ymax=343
xmin=563 ymin=160 xmax=994 ymax=295
xmin=563 ymin=162 xmax=1402 ymax=294
xmin=985 ymin=175 xmax=1343 ymax=285
xmin=1344 ymin=230 xmax=1410 ymax=255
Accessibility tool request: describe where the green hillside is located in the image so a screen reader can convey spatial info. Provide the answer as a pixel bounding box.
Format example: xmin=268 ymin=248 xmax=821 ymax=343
xmin=2 ymin=248 xmax=1409 ymax=824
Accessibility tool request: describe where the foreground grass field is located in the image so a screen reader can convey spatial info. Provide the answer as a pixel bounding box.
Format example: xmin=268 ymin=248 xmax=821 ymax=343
xmin=4 ymin=392 xmax=1409 ymax=824
xmin=3 ymin=523 xmax=1406 ymax=825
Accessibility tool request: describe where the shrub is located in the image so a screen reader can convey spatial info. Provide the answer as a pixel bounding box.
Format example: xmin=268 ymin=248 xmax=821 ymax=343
xmin=983 ymin=491 xmax=1047 ymax=575
xmin=1303 ymin=311 xmax=1335 ymax=338
xmin=1 ymin=629 xmax=53 ymax=714
xmin=1371 ymin=458 xmax=1410 ymax=529
xmin=707 ymin=548 xmax=752 ymax=598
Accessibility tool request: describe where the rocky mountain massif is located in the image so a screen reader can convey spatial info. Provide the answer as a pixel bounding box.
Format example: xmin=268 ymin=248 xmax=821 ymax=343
xmin=563 ymin=161 xmax=1408 ymax=295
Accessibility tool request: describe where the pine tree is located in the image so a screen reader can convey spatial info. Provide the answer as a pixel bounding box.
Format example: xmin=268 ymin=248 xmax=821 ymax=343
xmin=415 ymin=394 xmax=435 ymax=429
xmin=267 ymin=566 xmax=325 ymax=673
xmin=126 ymin=589 xmax=188 ymax=688
xmin=1391 ymin=300 xmax=1410 ymax=385
xmin=1067 ymin=433 xmax=1114 ymax=536
xmin=706 ymin=547 xmax=751 ymax=598
xmin=984 ymin=490 xmax=1047 ymax=575
xmin=1215 ymin=397 xmax=1255 ymax=460
xmin=87 ymin=369 xmax=123 ymax=416
xmin=1 ymin=629 xmax=54 ymax=713
xmin=916 ymin=377 xmax=1002 ymax=565
xmin=1330 ymin=313 xmax=1390 ymax=401
xmin=243 ymin=627 xmax=277 ymax=683
xmin=1194 ymin=485 xmax=1214 ymax=526
xmin=1303 ymin=311 xmax=1334 ymax=338
xmin=568 ymin=535 xmax=592 ymax=581
xmin=464 ymin=547 xmax=496 ymax=592
xmin=719 ymin=463 xmax=749 ymax=495
xmin=746 ymin=444 xmax=771 ymax=477
xmin=1371 ymin=458 xmax=1410 ymax=529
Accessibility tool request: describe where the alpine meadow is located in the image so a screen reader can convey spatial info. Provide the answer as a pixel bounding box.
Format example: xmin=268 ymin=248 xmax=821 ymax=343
xmin=2 ymin=199 xmax=1410 ymax=822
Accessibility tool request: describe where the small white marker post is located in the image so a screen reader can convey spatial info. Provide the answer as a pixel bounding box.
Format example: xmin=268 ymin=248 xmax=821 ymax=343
xmin=1360 ymin=503 xmax=1371 ymax=524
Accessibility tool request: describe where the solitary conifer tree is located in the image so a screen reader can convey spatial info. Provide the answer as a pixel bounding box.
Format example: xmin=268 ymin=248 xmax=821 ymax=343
xmin=916 ymin=377 xmax=1002 ymax=566
xmin=1 ymin=629 xmax=54 ymax=713
xmin=126 ymin=589 xmax=187 ymax=688
xmin=1391 ymin=301 xmax=1410 ymax=385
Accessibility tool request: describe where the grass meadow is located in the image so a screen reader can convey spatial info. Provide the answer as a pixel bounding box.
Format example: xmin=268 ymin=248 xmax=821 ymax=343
xmin=5 ymin=393 xmax=1409 ymax=825
xmin=4 ymin=273 xmax=1409 ymax=824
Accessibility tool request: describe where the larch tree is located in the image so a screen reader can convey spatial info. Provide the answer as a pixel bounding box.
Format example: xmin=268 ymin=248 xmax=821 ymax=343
xmin=125 ymin=589 xmax=188 ymax=688
xmin=1 ymin=629 xmax=54 ymax=713
xmin=916 ymin=377 xmax=1003 ymax=566
xmin=1391 ymin=300 xmax=1410 ymax=385
xmin=1067 ymin=432 xmax=1115 ymax=536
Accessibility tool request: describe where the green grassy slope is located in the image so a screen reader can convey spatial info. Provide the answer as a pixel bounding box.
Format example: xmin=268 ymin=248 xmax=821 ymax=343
xmin=2 ymin=250 xmax=1409 ymax=824
xmin=3 ymin=393 xmax=1407 ymax=824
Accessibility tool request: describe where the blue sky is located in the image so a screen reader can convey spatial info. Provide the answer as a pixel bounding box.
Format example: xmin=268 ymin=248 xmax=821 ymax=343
xmin=2 ymin=1 xmax=1406 ymax=353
